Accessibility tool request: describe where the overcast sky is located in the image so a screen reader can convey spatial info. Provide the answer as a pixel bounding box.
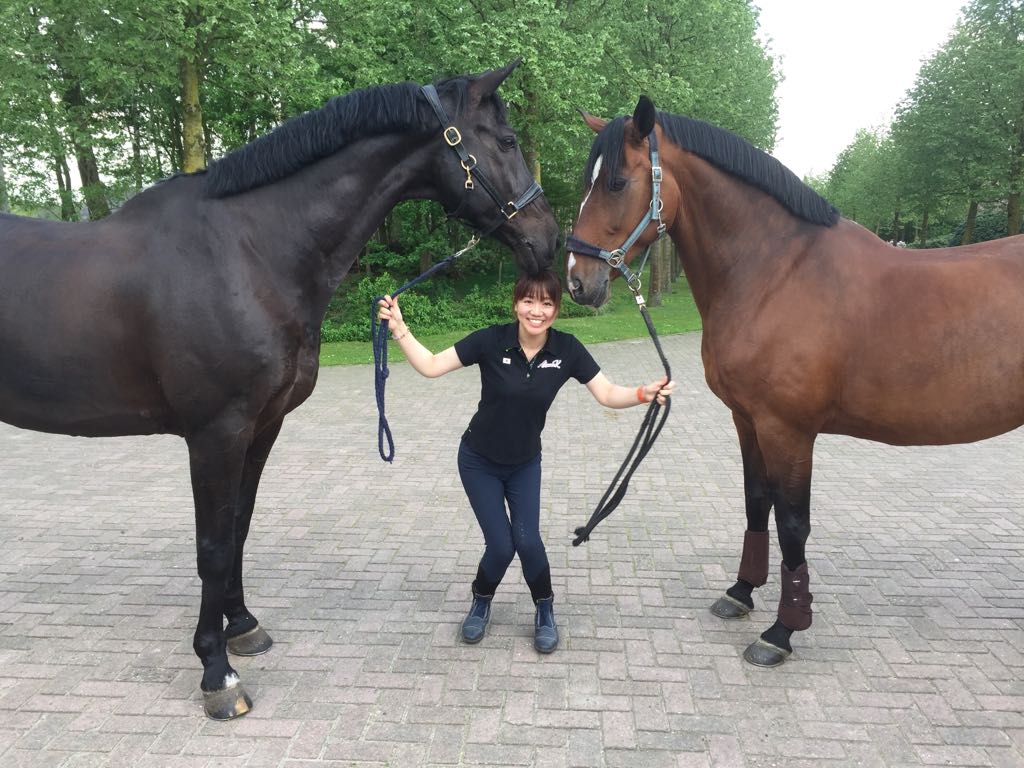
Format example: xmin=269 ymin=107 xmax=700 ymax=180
xmin=754 ymin=0 xmax=967 ymax=179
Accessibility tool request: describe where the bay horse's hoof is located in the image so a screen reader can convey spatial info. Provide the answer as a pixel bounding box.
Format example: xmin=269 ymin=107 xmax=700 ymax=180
xmin=227 ymin=625 xmax=274 ymax=656
xmin=742 ymin=638 xmax=791 ymax=667
xmin=710 ymin=594 xmax=751 ymax=619
xmin=203 ymin=681 xmax=253 ymax=720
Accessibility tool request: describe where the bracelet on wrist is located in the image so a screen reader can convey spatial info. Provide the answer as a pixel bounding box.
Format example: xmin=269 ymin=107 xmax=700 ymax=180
xmin=392 ymin=328 xmax=409 ymax=341
xmin=636 ymin=385 xmax=646 ymax=403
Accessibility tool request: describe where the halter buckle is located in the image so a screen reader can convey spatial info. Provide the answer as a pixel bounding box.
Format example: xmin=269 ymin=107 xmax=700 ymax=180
xmin=503 ymin=202 xmax=519 ymax=220
xmin=461 ymin=155 xmax=477 ymax=189
xmin=607 ymin=249 xmax=625 ymax=268
xmin=652 ymin=165 xmax=663 ymax=183
xmin=444 ymin=126 xmax=462 ymax=146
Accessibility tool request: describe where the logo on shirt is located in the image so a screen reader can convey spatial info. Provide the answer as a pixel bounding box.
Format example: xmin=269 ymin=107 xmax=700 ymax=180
xmin=502 ymin=357 xmax=511 ymax=365
xmin=537 ymin=359 xmax=562 ymax=369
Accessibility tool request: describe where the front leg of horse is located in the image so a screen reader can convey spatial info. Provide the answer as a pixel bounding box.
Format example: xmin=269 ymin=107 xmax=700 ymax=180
xmin=188 ymin=426 xmax=254 ymax=719
xmin=224 ymin=418 xmax=284 ymax=657
xmin=711 ymin=415 xmax=772 ymax=620
xmin=741 ymin=426 xmax=814 ymax=668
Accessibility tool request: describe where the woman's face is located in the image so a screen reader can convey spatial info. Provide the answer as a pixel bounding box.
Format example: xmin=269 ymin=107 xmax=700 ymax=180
xmin=515 ymin=292 xmax=558 ymax=341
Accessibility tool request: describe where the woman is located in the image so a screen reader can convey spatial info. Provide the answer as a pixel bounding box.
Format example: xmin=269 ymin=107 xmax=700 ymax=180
xmin=377 ymin=270 xmax=673 ymax=653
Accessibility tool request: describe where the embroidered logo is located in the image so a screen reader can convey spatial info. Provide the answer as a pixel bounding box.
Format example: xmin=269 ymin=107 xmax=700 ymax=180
xmin=502 ymin=357 xmax=511 ymax=365
xmin=537 ymin=359 xmax=562 ymax=369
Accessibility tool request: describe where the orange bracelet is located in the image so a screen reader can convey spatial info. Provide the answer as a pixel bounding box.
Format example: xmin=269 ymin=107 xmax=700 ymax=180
xmin=636 ymin=385 xmax=645 ymax=403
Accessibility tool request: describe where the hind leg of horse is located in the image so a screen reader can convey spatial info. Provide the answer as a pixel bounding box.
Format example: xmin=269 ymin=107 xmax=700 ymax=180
xmin=711 ymin=414 xmax=773 ymax=620
xmin=223 ymin=417 xmax=284 ymax=657
xmin=742 ymin=422 xmax=814 ymax=668
xmin=187 ymin=422 xmax=254 ymax=719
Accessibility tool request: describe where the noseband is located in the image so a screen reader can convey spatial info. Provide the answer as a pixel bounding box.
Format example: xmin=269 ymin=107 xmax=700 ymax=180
xmin=565 ymin=130 xmax=666 ymax=293
xmin=421 ymin=85 xmax=544 ymax=237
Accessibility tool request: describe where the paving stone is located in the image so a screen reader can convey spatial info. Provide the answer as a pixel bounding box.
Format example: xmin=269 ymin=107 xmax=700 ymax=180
xmin=0 ymin=332 xmax=1022 ymax=766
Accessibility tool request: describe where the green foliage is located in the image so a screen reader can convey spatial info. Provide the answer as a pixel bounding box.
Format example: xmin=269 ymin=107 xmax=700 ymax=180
xmin=321 ymin=269 xmax=595 ymax=344
xmin=0 ymin=0 xmax=779 ymax=222
xmin=948 ymin=208 xmax=1020 ymax=245
xmin=826 ymin=0 xmax=1024 ymax=243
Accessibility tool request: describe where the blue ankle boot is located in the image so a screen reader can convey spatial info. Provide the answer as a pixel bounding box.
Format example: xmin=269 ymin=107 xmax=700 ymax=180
xmin=533 ymin=596 xmax=558 ymax=653
xmin=461 ymin=592 xmax=492 ymax=644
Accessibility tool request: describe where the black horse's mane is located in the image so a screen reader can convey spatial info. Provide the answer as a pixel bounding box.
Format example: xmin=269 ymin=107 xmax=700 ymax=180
xmin=585 ymin=112 xmax=839 ymax=227
xmin=203 ymin=76 xmax=493 ymax=198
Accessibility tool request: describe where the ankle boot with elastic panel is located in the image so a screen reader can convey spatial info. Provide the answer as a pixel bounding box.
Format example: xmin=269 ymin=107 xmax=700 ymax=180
xmin=533 ymin=596 xmax=558 ymax=653
xmin=461 ymin=592 xmax=492 ymax=644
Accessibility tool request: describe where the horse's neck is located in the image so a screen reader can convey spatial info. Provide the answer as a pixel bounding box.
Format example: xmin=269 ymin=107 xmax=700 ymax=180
xmin=664 ymin=152 xmax=804 ymax=321
xmin=245 ymin=133 xmax=434 ymax=297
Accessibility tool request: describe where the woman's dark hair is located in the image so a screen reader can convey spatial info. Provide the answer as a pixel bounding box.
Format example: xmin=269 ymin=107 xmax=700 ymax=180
xmin=512 ymin=270 xmax=562 ymax=313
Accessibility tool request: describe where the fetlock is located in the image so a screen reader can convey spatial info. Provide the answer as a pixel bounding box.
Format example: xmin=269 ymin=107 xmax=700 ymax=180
xmin=461 ymin=591 xmax=492 ymax=644
xmin=533 ymin=595 xmax=558 ymax=654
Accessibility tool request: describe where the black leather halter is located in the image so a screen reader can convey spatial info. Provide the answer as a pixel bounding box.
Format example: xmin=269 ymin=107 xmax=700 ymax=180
xmin=421 ymin=84 xmax=544 ymax=237
xmin=565 ymin=130 xmax=666 ymax=292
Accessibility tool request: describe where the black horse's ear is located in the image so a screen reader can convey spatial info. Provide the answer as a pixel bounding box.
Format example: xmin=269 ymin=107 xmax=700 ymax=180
xmin=469 ymin=58 xmax=522 ymax=102
xmin=632 ymin=95 xmax=657 ymax=138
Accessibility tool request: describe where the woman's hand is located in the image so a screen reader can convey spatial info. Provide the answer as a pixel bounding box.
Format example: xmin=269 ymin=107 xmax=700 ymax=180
xmin=638 ymin=376 xmax=675 ymax=405
xmin=377 ymin=295 xmax=408 ymax=338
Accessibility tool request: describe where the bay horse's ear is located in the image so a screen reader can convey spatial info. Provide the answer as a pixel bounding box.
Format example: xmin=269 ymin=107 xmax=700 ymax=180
xmin=469 ymin=58 xmax=522 ymax=102
xmin=579 ymin=108 xmax=608 ymax=134
xmin=632 ymin=95 xmax=657 ymax=140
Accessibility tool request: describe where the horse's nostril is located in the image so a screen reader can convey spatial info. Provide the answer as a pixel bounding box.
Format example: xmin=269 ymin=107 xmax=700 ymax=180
xmin=568 ymin=277 xmax=583 ymax=295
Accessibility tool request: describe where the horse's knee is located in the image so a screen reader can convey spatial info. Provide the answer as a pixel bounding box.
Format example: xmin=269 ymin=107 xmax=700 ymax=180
xmin=196 ymin=537 xmax=235 ymax=584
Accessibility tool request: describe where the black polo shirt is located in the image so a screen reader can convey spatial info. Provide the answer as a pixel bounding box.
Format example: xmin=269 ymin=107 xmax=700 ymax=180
xmin=454 ymin=322 xmax=601 ymax=465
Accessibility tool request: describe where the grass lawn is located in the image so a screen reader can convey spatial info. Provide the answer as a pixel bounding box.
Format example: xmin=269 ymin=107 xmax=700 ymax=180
xmin=319 ymin=277 xmax=702 ymax=366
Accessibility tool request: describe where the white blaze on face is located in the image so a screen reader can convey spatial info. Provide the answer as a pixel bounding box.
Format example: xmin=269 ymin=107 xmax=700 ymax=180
xmin=568 ymin=155 xmax=602 ymax=283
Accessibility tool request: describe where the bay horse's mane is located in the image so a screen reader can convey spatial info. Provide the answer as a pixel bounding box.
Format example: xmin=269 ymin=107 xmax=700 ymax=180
xmin=585 ymin=112 xmax=840 ymax=227
xmin=203 ymin=76 xmax=500 ymax=198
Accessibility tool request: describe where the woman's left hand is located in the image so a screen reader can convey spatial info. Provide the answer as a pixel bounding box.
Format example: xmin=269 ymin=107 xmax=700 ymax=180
xmin=639 ymin=376 xmax=675 ymax=405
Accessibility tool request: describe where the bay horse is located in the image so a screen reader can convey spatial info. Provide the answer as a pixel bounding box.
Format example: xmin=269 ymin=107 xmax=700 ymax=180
xmin=566 ymin=96 xmax=1024 ymax=667
xmin=0 ymin=61 xmax=558 ymax=718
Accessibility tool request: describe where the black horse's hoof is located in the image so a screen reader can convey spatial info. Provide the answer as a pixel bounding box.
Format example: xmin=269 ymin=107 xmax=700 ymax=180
xmin=203 ymin=680 xmax=253 ymax=720
xmin=742 ymin=638 xmax=791 ymax=667
xmin=710 ymin=594 xmax=752 ymax=619
xmin=227 ymin=625 xmax=274 ymax=656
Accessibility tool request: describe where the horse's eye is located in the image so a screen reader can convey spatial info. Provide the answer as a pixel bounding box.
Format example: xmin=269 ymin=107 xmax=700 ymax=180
xmin=609 ymin=177 xmax=627 ymax=192
xmin=500 ymin=135 xmax=517 ymax=150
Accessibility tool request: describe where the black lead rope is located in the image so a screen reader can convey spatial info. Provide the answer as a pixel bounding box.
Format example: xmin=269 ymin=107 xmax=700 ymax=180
xmin=572 ymin=263 xmax=673 ymax=546
xmin=373 ymin=238 xmax=478 ymax=462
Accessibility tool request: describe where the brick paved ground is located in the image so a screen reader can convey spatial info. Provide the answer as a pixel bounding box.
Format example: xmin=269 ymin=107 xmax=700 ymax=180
xmin=0 ymin=331 xmax=1022 ymax=767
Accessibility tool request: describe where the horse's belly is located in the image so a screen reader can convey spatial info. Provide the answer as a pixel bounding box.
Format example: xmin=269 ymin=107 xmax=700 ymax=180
xmin=0 ymin=355 xmax=176 ymax=437
xmin=827 ymin=393 xmax=1024 ymax=446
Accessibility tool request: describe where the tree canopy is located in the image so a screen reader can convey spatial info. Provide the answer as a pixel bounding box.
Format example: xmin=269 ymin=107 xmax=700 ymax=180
xmin=824 ymin=0 xmax=1023 ymax=245
xmin=0 ymin=0 xmax=780 ymax=223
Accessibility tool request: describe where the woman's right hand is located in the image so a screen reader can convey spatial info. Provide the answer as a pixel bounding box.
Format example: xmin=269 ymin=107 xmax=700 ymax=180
xmin=377 ymin=295 xmax=406 ymax=332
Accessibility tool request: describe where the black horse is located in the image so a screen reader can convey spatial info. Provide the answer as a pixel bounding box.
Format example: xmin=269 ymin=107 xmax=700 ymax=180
xmin=0 ymin=61 xmax=557 ymax=719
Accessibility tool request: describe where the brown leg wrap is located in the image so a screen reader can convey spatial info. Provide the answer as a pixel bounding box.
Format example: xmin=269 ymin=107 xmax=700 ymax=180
xmin=737 ymin=530 xmax=770 ymax=587
xmin=778 ymin=562 xmax=813 ymax=631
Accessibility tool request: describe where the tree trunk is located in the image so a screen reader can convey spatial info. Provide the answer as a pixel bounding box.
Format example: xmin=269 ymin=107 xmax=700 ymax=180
xmin=920 ymin=210 xmax=930 ymax=243
xmin=649 ymin=243 xmax=664 ymax=307
xmin=128 ymin=106 xmax=144 ymax=193
xmin=54 ymin=154 xmax=76 ymax=221
xmin=62 ymin=80 xmax=111 ymax=219
xmin=0 ymin=156 xmax=9 ymax=213
xmin=179 ymin=54 xmax=206 ymax=172
xmin=961 ymin=200 xmax=978 ymax=245
xmin=1010 ymin=192 xmax=1021 ymax=236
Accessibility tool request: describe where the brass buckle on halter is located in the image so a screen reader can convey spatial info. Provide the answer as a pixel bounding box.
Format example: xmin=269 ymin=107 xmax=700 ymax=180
xmin=444 ymin=126 xmax=462 ymax=146
xmin=503 ymin=201 xmax=519 ymax=220
xmin=607 ymin=249 xmax=625 ymax=268
xmin=461 ymin=155 xmax=477 ymax=189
